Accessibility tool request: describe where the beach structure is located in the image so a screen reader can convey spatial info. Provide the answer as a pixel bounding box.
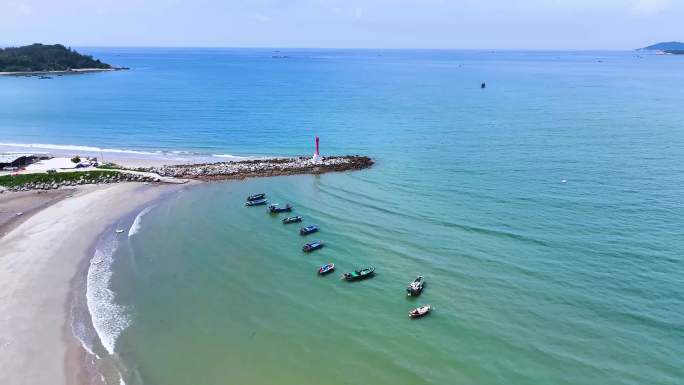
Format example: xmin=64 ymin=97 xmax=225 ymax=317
xmin=312 ymin=136 xmax=322 ymax=163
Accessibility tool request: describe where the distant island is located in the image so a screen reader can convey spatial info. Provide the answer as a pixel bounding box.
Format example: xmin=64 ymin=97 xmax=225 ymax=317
xmin=639 ymin=41 xmax=684 ymax=53
xmin=0 ymin=43 xmax=125 ymax=74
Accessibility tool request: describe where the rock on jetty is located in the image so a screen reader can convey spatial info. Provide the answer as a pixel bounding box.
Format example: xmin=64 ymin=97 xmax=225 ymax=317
xmin=150 ymin=156 xmax=373 ymax=180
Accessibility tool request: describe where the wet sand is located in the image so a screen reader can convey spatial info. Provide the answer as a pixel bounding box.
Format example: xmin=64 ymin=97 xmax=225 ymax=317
xmin=0 ymin=189 xmax=75 ymax=237
xmin=0 ymin=183 xmax=182 ymax=385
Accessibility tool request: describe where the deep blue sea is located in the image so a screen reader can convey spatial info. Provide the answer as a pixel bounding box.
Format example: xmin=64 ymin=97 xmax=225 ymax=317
xmin=1 ymin=48 xmax=683 ymax=385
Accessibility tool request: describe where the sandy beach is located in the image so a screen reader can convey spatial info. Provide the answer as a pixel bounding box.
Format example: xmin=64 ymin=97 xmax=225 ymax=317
xmin=0 ymin=182 xmax=183 ymax=385
xmin=0 ymin=189 xmax=74 ymax=237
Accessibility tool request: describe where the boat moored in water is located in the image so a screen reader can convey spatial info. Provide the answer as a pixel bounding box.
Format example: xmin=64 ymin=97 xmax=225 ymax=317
xmin=342 ymin=266 xmax=375 ymax=281
xmin=318 ymin=263 xmax=335 ymax=275
xmin=247 ymin=193 xmax=266 ymax=201
xmin=409 ymin=305 xmax=431 ymax=319
xmin=406 ymin=276 xmax=425 ymax=296
xmin=245 ymin=199 xmax=268 ymax=206
xmin=282 ymin=216 xmax=302 ymax=224
xmin=302 ymin=240 xmax=324 ymax=252
xmin=300 ymin=224 xmax=319 ymax=235
xmin=269 ymin=203 xmax=292 ymax=213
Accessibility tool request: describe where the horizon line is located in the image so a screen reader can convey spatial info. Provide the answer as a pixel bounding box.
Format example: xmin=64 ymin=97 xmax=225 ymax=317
xmin=1 ymin=43 xmax=650 ymax=52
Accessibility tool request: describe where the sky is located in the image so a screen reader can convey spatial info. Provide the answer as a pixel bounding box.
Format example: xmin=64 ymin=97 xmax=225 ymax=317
xmin=1 ymin=0 xmax=683 ymax=49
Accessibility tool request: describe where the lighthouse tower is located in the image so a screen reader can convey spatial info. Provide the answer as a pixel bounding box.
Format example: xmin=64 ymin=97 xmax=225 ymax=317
xmin=312 ymin=136 xmax=322 ymax=163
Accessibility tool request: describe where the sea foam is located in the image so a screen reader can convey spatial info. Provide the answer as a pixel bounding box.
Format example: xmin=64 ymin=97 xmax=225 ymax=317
xmin=0 ymin=141 xmax=252 ymax=162
xmin=0 ymin=141 xmax=160 ymax=156
xmin=128 ymin=206 xmax=154 ymax=237
xmin=86 ymin=236 xmax=130 ymax=355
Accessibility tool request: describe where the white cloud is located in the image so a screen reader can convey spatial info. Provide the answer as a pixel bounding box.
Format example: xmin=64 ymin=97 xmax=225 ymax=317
xmin=15 ymin=2 xmax=33 ymax=15
xmin=629 ymin=0 xmax=671 ymax=15
xmin=249 ymin=12 xmax=272 ymax=23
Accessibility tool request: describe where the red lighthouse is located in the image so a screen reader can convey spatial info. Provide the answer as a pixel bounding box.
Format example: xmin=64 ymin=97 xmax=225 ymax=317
xmin=312 ymin=136 xmax=322 ymax=163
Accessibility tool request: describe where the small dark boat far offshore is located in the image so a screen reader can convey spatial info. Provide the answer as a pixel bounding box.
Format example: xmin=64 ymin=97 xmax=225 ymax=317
xmin=282 ymin=216 xmax=302 ymax=224
xmin=247 ymin=193 xmax=266 ymax=201
xmin=245 ymin=199 xmax=268 ymax=206
xmin=406 ymin=276 xmax=425 ymax=296
xmin=318 ymin=263 xmax=335 ymax=275
xmin=342 ymin=267 xmax=375 ymax=281
xmin=269 ymin=203 xmax=292 ymax=213
xmin=302 ymin=240 xmax=324 ymax=252
xmin=409 ymin=305 xmax=431 ymax=319
xmin=300 ymin=225 xmax=319 ymax=235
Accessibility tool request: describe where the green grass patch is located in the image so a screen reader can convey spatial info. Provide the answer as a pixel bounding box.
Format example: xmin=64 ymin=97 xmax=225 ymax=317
xmin=0 ymin=170 xmax=120 ymax=188
xmin=96 ymin=162 xmax=125 ymax=170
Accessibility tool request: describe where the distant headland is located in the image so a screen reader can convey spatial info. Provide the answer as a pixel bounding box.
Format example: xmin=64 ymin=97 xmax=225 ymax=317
xmin=639 ymin=41 xmax=684 ymax=55
xmin=0 ymin=43 xmax=128 ymax=75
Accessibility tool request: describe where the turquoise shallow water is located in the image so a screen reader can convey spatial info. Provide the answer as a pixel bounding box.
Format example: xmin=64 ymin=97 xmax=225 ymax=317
xmin=1 ymin=49 xmax=683 ymax=384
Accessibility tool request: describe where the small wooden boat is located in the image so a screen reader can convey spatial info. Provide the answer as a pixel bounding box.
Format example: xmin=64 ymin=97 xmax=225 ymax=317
xmin=245 ymin=199 xmax=267 ymax=206
xmin=282 ymin=216 xmax=302 ymax=224
xmin=302 ymin=240 xmax=324 ymax=252
xmin=409 ymin=305 xmax=431 ymax=319
xmin=406 ymin=276 xmax=425 ymax=296
xmin=342 ymin=267 xmax=375 ymax=281
xmin=269 ymin=203 xmax=292 ymax=213
xmin=318 ymin=263 xmax=335 ymax=275
xmin=299 ymin=224 xmax=318 ymax=235
xmin=247 ymin=193 xmax=266 ymax=201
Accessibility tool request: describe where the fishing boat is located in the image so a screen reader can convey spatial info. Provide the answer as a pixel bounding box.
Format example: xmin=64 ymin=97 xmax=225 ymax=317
xmin=409 ymin=305 xmax=431 ymax=319
xmin=282 ymin=216 xmax=302 ymax=224
xmin=342 ymin=267 xmax=375 ymax=281
xmin=318 ymin=263 xmax=335 ymax=275
xmin=247 ymin=193 xmax=266 ymax=201
xmin=299 ymin=224 xmax=319 ymax=235
xmin=245 ymin=199 xmax=268 ymax=206
xmin=302 ymin=240 xmax=324 ymax=252
xmin=269 ymin=203 xmax=292 ymax=213
xmin=406 ymin=276 xmax=425 ymax=296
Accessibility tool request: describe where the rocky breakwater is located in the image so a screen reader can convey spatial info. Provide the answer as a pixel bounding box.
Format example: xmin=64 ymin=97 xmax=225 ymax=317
xmin=150 ymin=156 xmax=374 ymax=181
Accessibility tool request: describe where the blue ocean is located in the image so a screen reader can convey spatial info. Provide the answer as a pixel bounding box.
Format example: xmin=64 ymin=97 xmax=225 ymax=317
xmin=1 ymin=48 xmax=683 ymax=385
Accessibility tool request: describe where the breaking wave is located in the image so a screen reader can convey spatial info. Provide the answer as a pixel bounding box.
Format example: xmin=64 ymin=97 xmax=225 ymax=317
xmin=0 ymin=141 xmax=252 ymax=161
xmin=128 ymin=206 xmax=154 ymax=237
xmin=86 ymin=236 xmax=130 ymax=355
xmin=0 ymin=141 xmax=160 ymax=156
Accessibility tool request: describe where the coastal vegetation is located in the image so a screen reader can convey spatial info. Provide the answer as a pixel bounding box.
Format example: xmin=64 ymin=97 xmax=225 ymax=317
xmin=0 ymin=43 xmax=112 ymax=72
xmin=0 ymin=170 xmax=156 ymax=191
xmin=0 ymin=170 xmax=118 ymax=187
xmin=640 ymin=41 xmax=684 ymax=51
xmin=97 ymin=162 xmax=148 ymax=172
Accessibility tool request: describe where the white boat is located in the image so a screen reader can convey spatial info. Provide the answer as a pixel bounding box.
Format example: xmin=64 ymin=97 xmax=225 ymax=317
xmin=409 ymin=305 xmax=431 ymax=319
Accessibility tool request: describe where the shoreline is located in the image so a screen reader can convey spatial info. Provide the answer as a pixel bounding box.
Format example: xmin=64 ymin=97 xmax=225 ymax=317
xmin=1 ymin=155 xmax=373 ymax=192
xmin=0 ymin=68 xmax=127 ymax=77
xmin=0 ymin=182 xmax=191 ymax=385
